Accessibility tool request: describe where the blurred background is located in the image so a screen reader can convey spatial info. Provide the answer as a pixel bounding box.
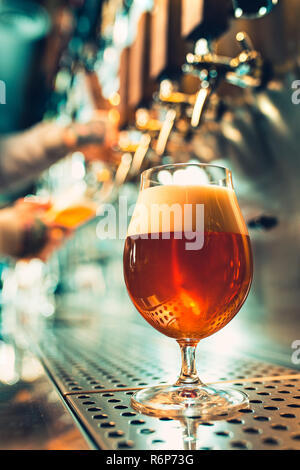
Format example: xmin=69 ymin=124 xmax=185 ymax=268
xmin=0 ymin=0 xmax=299 ymax=429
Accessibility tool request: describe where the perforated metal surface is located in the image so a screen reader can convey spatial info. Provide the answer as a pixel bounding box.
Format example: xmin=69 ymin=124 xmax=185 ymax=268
xmin=66 ymin=380 xmax=300 ymax=450
xmin=35 ymin=324 xmax=297 ymax=394
xmin=33 ymin=322 xmax=300 ymax=450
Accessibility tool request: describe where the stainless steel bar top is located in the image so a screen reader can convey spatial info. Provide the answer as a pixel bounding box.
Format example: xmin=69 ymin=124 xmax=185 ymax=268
xmin=13 ymin=319 xmax=298 ymax=451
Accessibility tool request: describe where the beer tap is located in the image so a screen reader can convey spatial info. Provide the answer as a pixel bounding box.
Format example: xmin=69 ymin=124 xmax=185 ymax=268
xmin=130 ymin=82 xmax=200 ymax=165
xmin=134 ymin=29 xmax=266 ymax=170
xmin=183 ymin=31 xmax=265 ymax=128
xmin=150 ymin=79 xmax=200 ymax=158
xmin=134 ymin=106 xmax=172 ymax=162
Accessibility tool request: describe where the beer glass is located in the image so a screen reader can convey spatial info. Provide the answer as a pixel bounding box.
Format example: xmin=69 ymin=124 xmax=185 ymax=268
xmin=123 ymin=163 xmax=253 ymax=418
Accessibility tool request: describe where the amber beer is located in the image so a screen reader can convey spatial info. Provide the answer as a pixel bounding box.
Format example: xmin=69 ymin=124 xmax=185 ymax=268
xmin=43 ymin=185 xmax=97 ymax=229
xmin=123 ymin=184 xmax=252 ymax=340
xmin=45 ymin=203 xmax=96 ymax=229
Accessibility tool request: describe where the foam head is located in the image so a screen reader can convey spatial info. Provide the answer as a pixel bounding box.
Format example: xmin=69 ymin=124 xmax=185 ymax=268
xmin=127 ymin=184 xmax=248 ymax=237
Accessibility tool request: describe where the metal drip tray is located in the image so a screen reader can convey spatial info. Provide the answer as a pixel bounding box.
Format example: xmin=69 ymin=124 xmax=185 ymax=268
xmin=66 ymin=381 xmax=300 ymax=450
xmin=33 ymin=322 xmax=300 ymax=450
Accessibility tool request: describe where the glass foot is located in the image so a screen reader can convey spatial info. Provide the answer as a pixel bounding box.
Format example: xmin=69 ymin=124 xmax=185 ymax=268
xmin=131 ymin=383 xmax=249 ymax=419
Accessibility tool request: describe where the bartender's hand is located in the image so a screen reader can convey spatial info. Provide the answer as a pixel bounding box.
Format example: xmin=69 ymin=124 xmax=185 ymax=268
xmin=69 ymin=111 xmax=121 ymax=164
xmin=0 ymin=113 xmax=120 ymax=193
xmin=0 ymin=198 xmax=72 ymax=261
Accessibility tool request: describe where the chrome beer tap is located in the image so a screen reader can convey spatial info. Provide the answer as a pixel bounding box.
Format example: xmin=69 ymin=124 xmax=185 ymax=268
xmin=150 ymin=79 xmax=201 ymax=158
xmin=183 ymin=32 xmax=265 ymax=127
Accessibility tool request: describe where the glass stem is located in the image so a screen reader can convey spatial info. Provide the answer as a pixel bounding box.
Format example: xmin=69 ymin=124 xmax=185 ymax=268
xmin=175 ymin=340 xmax=203 ymax=386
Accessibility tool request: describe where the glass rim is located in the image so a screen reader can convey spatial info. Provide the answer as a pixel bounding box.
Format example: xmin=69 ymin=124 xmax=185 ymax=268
xmin=140 ymin=162 xmax=233 ymax=188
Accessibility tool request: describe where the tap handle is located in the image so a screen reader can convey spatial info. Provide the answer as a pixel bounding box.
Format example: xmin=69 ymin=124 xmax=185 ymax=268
xmin=236 ymin=31 xmax=255 ymax=52
xmin=158 ymin=79 xmax=196 ymax=106
xmin=226 ymin=31 xmax=264 ymax=87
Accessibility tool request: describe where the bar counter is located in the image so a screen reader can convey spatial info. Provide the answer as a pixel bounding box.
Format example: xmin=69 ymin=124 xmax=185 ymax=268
xmin=0 ymin=299 xmax=299 ymax=450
